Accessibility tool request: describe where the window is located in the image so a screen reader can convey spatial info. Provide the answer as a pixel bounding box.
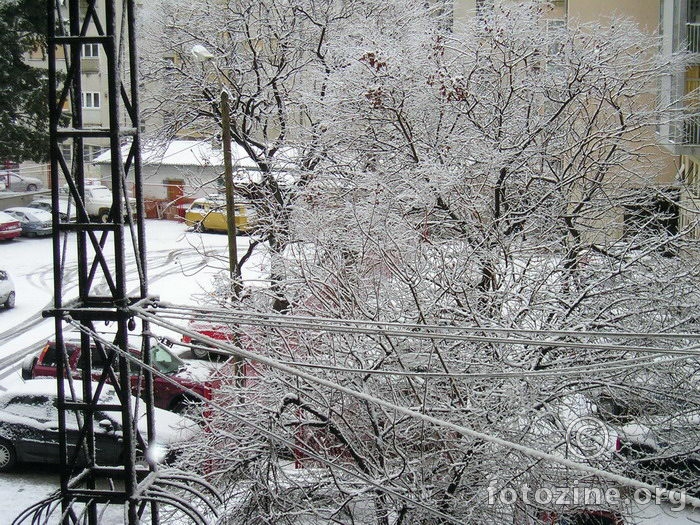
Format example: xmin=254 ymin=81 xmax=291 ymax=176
xmin=476 ymin=0 xmax=494 ymax=18
xmin=690 ymin=0 xmax=700 ymax=23
xmin=546 ymin=19 xmax=566 ymax=56
xmin=60 ymin=142 xmax=72 ymax=162
xmin=82 ymin=92 xmax=100 ymax=109
xmin=164 ymin=179 xmax=184 ymax=201
xmin=152 ymin=344 xmax=185 ymax=375
xmin=81 ymin=43 xmax=99 ymax=58
xmin=41 ymin=343 xmax=80 ymax=367
xmin=683 ymin=155 xmax=700 ymax=196
xmin=623 ymin=189 xmax=679 ymax=238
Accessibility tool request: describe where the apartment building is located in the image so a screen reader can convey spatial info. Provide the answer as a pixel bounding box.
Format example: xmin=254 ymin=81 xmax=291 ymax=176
xmin=449 ymin=0 xmax=685 ymax=240
xmin=657 ymin=0 xmax=700 ymax=238
xmin=21 ymin=0 xmax=143 ymax=186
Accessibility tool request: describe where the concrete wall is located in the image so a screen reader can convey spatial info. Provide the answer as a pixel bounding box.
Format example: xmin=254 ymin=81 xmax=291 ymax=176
xmin=0 ymin=190 xmax=49 ymax=212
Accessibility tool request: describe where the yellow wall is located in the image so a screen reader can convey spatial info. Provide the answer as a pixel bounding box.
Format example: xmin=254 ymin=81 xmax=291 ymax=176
xmin=567 ymin=0 xmax=660 ymax=33
xmin=454 ymin=0 xmax=661 ymax=33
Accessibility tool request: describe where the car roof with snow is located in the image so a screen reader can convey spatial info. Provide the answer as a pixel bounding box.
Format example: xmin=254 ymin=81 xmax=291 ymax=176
xmin=1 ymin=379 xmax=119 ymax=404
xmin=5 ymin=206 xmax=53 ymax=218
xmin=0 ymin=211 xmax=19 ymax=222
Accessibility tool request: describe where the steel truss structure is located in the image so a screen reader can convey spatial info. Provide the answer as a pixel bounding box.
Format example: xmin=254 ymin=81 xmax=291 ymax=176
xmin=13 ymin=1 xmax=216 ymax=523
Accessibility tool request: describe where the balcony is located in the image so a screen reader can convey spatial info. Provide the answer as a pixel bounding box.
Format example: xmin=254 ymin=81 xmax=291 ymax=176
xmin=683 ymin=116 xmax=700 ymax=145
xmin=688 ymin=23 xmax=700 ymax=53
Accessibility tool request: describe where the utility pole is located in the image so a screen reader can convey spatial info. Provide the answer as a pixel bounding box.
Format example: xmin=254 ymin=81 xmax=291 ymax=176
xmin=221 ymin=90 xmax=242 ymax=299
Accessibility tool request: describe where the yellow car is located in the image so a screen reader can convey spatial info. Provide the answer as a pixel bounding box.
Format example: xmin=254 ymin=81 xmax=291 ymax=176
xmin=184 ymin=197 xmax=256 ymax=233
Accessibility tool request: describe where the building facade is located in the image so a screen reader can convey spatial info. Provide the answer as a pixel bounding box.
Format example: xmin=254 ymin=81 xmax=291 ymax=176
xmin=450 ymin=0 xmax=687 ymax=241
xmin=20 ymin=0 xmax=145 ymax=187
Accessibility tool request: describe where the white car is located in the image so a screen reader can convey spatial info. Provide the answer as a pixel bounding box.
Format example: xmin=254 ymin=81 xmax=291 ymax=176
xmin=28 ymin=198 xmax=76 ymax=222
xmin=0 ymin=270 xmax=14 ymax=309
xmin=0 ymin=171 xmax=43 ymax=192
xmin=4 ymin=207 xmax=53 ymax=237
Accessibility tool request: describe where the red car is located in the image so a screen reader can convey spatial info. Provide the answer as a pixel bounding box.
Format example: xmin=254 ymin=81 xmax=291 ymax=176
xmin=0 ymin=211 xmax=21 ymax=241
xmin=21 ymin=338 xmax=219 ymax=412
xmin=181 ymin=319 xmax=236 ymax=359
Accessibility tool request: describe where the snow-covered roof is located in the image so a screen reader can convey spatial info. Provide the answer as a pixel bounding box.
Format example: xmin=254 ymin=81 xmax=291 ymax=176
xmin=93 ymin=140 xmax=300 ymax=175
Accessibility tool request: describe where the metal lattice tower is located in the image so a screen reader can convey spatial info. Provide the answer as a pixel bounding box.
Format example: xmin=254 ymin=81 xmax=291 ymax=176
xmin=44 ymin=0 xmax=153 ymax=522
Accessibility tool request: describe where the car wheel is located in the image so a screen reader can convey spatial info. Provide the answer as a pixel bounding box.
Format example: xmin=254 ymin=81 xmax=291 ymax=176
xmin=191 ymin=341 xmax=212 ymax=360
xmin=171 ymin=397 xmax=199 ymax=415
xmin=4 ymin=291 xmax=14 ymax=309
xmin=194 ymin=221 xmax=205 ymax=233
xmin=26 ymin=184 xmax=37 ymax=192
xmin=99 ymin=211 xmax=111 ymax=223
xmin=20 ymin=355 xmax=36 ymax=380
xmin=0 ymin=441 xmax=17 ymax=472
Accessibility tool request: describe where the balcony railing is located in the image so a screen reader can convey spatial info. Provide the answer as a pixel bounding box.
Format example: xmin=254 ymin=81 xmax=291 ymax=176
xmin=683 ymin=116 xmax=700 ymax=145
xmin=687 ymin=23 xmax=700 ymax=53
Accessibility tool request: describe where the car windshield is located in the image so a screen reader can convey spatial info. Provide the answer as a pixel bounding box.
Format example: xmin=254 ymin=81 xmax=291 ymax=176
xmin=0 ymin=211 xmax=16 ymax=223
xmin=24 ymin=210 xmax=51 ymax=222
xmin=152 ymin=343 xmax=185 ymax=375
xmin=2 ymin=395 xmax=52 ymax=421
xmin=89 ymin=188 xmax=112 ymax=200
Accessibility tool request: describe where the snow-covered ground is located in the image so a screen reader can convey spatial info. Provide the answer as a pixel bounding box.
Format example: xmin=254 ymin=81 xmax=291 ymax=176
xmin=0 ymin=220 xmax=698 ymax=524
xmin=0 ymin=219 xmax=266 ymax=522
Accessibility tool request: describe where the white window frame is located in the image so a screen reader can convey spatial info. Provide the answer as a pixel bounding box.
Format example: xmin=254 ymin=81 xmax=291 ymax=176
xmin=60 ymin=142 xmax=72 ymax=161
xmin=82 ymin=92 xmax=101 ymax=109
xmin=81 ymin=43 xmax=99 ymax=58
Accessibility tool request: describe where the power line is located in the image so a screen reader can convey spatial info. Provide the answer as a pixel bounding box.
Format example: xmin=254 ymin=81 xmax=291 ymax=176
xmin=129 ymin=304 xmax=700 ymax=510
xmin=66 ymin=321 xmax=468 ymax=525
xmin=272 ymin=354 xmax=690 ymax=378
xmin=149 ymin=302 xmax=700 ymax=357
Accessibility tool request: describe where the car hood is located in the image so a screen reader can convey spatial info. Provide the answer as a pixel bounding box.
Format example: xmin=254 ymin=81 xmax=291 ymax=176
xmin=138 ymin=405 xmax=199 ymax=445
xmin=174 ymin=360 xmax=218 ymax=383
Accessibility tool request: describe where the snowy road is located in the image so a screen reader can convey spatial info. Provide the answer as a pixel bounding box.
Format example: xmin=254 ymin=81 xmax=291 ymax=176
xmin=0 ymin=220 xmax=255 ymax=380
xmin=0 ymin=219 xmax=262 ymax=522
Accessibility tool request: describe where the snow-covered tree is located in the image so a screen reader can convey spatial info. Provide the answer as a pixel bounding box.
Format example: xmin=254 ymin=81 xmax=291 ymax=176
xmin=143 ymin=1 xmax=700 ymax=523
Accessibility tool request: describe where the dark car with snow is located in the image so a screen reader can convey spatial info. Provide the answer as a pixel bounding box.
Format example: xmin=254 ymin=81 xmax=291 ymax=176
xmin=616 ymin=412 xmax=700 ymax=495
xmin=0 ymin=379 xmax=197 ymax=472
xmin=22 ymin=338 xmax=220 ymax=413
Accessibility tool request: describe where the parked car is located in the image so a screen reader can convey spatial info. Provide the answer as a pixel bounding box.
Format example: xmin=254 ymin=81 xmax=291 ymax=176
xmin=0 ymin=270 xmax=14 ymax=309
xmin=0 ymin=171 xmax=43 ymax=192
xmin=617 ymin=412 xmax=700 ymax=495
xmin=181 ymin=318 xmax=235 ymax=359
xmin=21 ymin=337 xmax=220 ymax=412
xmin=0 ymin=211 xmax=22 ymax=241
xmin=59 ymin=183 xmax=136 ymax=223
xmin=4 ymin=207 xmax=52 ymax=237
xmin=28 ymin=198 xmax=75 ymax=222
xmin=184 ymin=197 xmax=256 ymax=234
xmin=0 ymin=379 xmax=197 ymax=472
